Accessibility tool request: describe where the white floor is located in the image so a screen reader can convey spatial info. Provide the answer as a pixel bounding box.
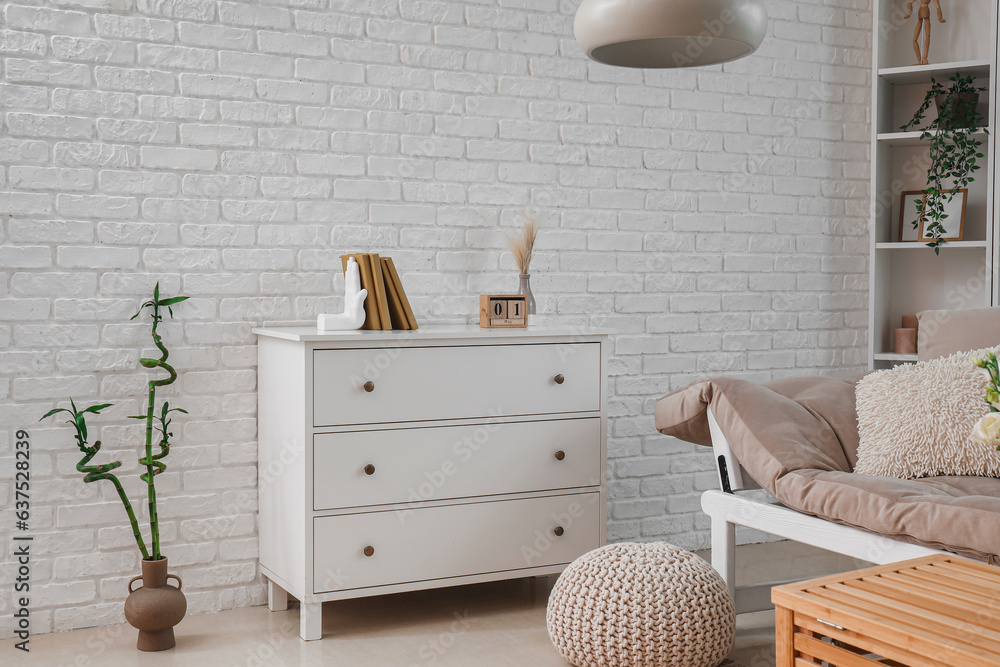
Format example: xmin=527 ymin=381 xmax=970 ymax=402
xmin=2 ymin=541 xmax=865 ymax=666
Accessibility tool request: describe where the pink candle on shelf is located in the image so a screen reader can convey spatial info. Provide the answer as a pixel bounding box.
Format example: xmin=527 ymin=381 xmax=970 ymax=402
xmin=895 ymin=328 xmax=917 ymax=355
xmin=901 ymin=314 xmax=918 ymax=331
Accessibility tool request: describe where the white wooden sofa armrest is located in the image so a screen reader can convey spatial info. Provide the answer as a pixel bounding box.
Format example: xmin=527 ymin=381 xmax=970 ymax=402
xmin=706 ymin=406 xmax=760 ymax=493
xmin=702 ymin=490 xmax=943 ymax=613
xmin=701 ymin=406 xmax=944 ymax=614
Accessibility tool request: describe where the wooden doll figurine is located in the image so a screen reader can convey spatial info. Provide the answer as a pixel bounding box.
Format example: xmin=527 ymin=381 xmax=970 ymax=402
xmin=904 ymin=0 xmax=946 ymax=65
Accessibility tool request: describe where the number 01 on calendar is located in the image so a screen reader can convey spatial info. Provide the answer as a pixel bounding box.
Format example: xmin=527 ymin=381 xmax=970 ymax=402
xmin=479 ymin=294 xmax=528 ymax=328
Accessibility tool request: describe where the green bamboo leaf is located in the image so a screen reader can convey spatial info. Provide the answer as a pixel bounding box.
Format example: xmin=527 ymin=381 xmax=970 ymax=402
xmin=130 ymin=301 xmax=153 ymax=320
xmin=40 ymin=407 xmax=70 ymax=420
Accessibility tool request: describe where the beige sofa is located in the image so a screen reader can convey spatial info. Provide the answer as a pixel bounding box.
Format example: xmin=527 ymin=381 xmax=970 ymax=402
xmin=656 ymin=373 xmax=1000 ymax=561
xmin=654 ymin=306 xmax=1000 ymax=609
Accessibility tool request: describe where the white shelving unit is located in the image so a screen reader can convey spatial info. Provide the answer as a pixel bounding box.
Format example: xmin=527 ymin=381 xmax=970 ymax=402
xmin=873 ymin=352 xmax=918 ymax=363
xmin=868 ymin=0 xmax=999 ymax=369
xmin=875 ymin=240 xmax=988 ymax=250
xmin=878 ymin=60 xmax=991 ymax=85
xmin=875 ymin=128 xmax=988 ymax=147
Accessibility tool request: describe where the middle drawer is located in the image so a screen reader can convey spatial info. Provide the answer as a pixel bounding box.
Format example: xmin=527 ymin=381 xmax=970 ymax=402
xmin=314 ymin=418 xmax=601 ymax=510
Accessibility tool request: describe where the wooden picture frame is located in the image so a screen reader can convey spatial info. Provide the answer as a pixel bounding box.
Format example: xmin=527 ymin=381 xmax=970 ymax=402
xmin=899 ymin=189 xmax=969 ymax=243
xmin=918 ymin=188 xmax=967 ymax=242
xmin=897 ymin=190 xmax=925 ymax=242
xmin=479 ymin=295 xmax=528 ymax=328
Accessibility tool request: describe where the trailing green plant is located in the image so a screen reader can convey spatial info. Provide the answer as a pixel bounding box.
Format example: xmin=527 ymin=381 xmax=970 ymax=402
xmin=41 ymin=283 xmax=188 ymax=561
xmin=901 ymin=73 xmax=988 ymax=253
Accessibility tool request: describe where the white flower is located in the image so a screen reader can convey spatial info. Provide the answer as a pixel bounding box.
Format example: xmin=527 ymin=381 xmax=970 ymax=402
xmin=971 ymin=413 xmax=1000 ymax=447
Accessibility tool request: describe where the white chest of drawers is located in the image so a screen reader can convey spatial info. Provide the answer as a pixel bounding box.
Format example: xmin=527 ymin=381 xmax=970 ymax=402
xmin=254 ymin=325 xmax=609 ymax=640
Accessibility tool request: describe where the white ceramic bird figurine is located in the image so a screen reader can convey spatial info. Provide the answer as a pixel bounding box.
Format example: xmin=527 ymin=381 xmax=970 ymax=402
xmin=317 ymin=256 xmax=368 ymax=331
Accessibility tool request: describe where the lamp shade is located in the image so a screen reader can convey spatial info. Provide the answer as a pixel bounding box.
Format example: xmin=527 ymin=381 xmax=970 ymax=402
xmin=574 ymin=0 xmax=768 ymax=69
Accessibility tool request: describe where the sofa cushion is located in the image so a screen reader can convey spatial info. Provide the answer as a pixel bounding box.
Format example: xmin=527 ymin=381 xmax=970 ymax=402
xmin=775 ymin=469 xmax=1000 ymax=560
xmin=855 ymin=347 xmax=998 ymax=479
xmin=917 ymin=307 xmax=1000 ymax=361
xmin=655 ymin=376 xmax=1000 ymax=560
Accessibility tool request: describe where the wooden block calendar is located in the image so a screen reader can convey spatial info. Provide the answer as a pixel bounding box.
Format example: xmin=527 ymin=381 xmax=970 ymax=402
xmin=479 ymin=294 xmax=528 ymax=328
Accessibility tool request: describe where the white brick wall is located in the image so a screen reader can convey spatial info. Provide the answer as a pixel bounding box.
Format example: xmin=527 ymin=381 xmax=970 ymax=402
xmin=0 ymin=0 xmax=871 ymax=637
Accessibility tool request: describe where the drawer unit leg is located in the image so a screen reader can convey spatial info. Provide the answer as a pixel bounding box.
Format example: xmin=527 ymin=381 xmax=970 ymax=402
xmin=300 ymin=602 xmax=323 ymax=641
xmin=267 ymin=580 xmax=288 ymax=612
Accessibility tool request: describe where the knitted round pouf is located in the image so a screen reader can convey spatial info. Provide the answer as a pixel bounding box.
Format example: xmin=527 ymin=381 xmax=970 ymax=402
xmin=546 ymin=542 xmax=735 ymax=667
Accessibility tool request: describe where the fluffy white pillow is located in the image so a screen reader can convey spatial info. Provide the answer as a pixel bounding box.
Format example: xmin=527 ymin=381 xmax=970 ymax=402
xmin=855 ymin=347 xmax=1000 ymax=479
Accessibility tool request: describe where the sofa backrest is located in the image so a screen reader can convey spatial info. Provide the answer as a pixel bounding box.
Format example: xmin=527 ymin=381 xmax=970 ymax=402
xmin=917 ymin=307 xmax=1000 ymax=361
xmin=655 ymin=375 xmax=861 ymax=494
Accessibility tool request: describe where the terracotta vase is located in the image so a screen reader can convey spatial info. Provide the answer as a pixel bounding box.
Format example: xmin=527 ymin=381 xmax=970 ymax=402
xmin=124 ymin=558 xmax=186 ymax=651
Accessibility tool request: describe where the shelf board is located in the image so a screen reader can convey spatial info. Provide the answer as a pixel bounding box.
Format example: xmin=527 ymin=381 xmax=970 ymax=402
xmin=873 ymin=353 xmax=918 ymax=362
xmin=875 ymin=240 xmax=988 ymax=250
xmin=878 ymin=60 xmax=991 ymax=85
xmin=876 ymin=128 xmax=989 ymax=146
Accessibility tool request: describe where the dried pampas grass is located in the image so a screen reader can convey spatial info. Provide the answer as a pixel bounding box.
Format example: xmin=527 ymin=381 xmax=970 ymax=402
xmin=505 ymin=217 xmax=538 ymax=274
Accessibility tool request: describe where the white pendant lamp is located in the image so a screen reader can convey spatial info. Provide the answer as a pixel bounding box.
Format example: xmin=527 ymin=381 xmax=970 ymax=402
xmin=575 ymin=0 xmax=768 ymax=69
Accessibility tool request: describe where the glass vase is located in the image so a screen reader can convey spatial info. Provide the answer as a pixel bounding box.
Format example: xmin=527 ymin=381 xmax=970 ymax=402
xmin=518 ymin=274 xmax=536 ymax=315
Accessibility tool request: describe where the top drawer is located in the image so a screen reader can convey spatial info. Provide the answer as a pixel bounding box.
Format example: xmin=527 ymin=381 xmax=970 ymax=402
xmin=313 ymin=342 xmax=600 ymax=426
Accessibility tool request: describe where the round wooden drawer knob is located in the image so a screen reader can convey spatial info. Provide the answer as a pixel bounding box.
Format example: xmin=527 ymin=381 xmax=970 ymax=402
xmin=364 ymin=464 xmax=376 ymax=475
xmin=363 ymin=381 xmax=375 ymax=392
xmin=363 ymin=546 xmax=375 ymax=557
xmin=554 ymin=374 xmax=565 ymax=384
xmin=553 ymin=526 xmax=565 ymax=537
xmin=554 ymin=450 xmax=566 ymax=461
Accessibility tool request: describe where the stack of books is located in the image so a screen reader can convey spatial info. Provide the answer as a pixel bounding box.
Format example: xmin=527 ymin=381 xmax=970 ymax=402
xmin=340 ymin=253 xmax=418 ymax=331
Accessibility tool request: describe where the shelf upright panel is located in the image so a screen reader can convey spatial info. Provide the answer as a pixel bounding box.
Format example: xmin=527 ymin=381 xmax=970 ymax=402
xmin=868 ymin=0 xmax=886 ymax=368
xmin=991 ymin=1 xmax=999 ymax=306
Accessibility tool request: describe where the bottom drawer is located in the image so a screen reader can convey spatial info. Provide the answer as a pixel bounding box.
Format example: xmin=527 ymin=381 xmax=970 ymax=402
xmin=313 ymin=492 xmax=601 ymax=593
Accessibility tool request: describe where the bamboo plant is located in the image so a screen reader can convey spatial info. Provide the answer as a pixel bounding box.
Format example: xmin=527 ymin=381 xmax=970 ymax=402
xmin=901 ymin=73 xmax=988 ymax=253
xmin=41 ymin=284 xmax=188 ymax=561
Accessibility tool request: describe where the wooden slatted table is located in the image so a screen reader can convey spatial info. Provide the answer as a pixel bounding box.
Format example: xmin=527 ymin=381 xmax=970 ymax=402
xmin=772 ymin=555 xmax=1000 ymax=666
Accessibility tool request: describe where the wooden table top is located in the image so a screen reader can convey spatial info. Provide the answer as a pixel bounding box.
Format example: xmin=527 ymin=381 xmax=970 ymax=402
xmin=772 ymin=554 xmax=1000 ymax=667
